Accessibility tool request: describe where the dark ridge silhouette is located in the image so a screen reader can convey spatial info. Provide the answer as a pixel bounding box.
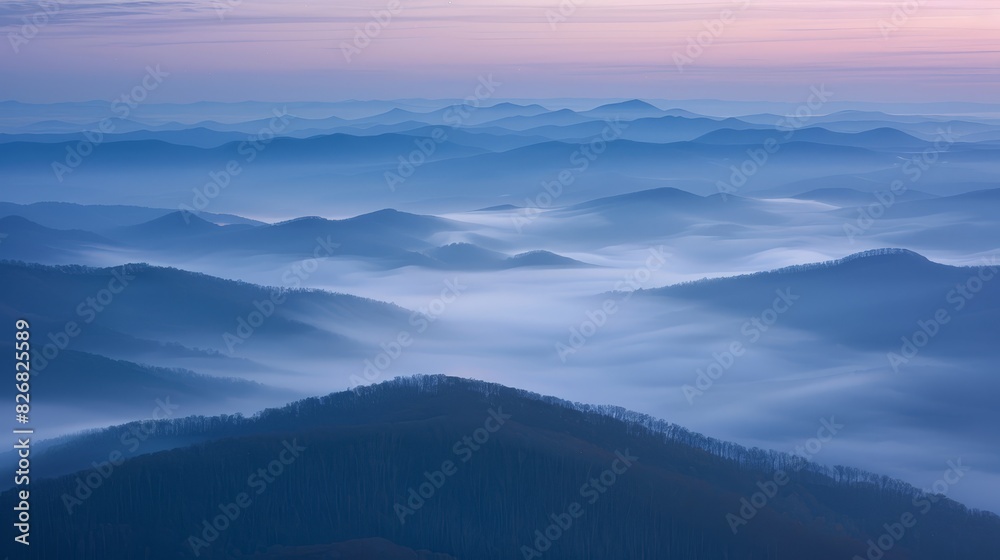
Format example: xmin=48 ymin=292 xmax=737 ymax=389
xmin=0 ymin=201 xmax=264 ymax=229
xmin=473 ymin=204 xmax=521 ymax=212
xmin=653 ymin=249 xmax=932 ymax=290
xmin=580 ymin=99 xmax=663 ymax=118
xmin=0 ymin=127 xmax=250 ymax=148
xmin=0 ymin=260 xmax=411 ymax=362
xmin=692 ymin=126 xmax=928 ymax=148
xmin=12 ymin=375 xmax=999 ymax=560
xmin=551 ymin=187 xmax=778 ymax=237
xmin=508 ymin=114 xmax=761 ymax=143
xmin=0 ymin=215 xmax=120 ymax=263
xmin=507 ymin=250 xmax=590 ymax=268
xmin=340 ymin=208 xmax=459 ymax=235
xmin=109 ymin=210 xmax=221 ymax=241
xmin=423 ymin=244 xmax=589 ymax=270
xmin=639 ymin=249 xmax=999 ymax=354
xmin=476 ymin=108 xmax=592 ymax=130
xmin=567 ymin=186 xmax=705 ymax=210
xmin=0 ymin=132 xmax=485 ymax=169
xmin=92 ymin=209 xmax=467 ymax=266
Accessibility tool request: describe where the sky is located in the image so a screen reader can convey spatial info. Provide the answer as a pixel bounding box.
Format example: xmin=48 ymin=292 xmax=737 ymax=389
xmin=1 ymin=0 xmax=998 ymax=103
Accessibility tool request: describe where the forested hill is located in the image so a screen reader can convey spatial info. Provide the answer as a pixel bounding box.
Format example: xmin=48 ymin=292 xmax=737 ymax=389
xmin=11 ymin=375 xmax=1000 ymax=559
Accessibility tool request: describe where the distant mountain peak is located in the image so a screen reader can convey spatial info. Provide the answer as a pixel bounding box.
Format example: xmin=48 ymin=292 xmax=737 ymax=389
xmin=509 ymin=250 xmax=589 ymax=267
xmin=489 ymin=102 xmax=529 ymax=109
xmin=354 ymin=208 xmax=403 ymax=218
xmin=273 ymin=215 xmax=330 ymax=226
xmin=837 ymin=247 xmax=929 ymax=263
xmin=572 ymin=187 xmax=703 ymax=209
xmin=376 ymin=107 xmax=420 ymax=117
xmin=474 ymin=204 xmax=521 ymax=212
xmin=595 ymin=99 xmax=660 ymax=111
xmin=751 ymin=248 xmax=933 ymax=277
xmin=343 ymin=208 xmax=418 ymax=225
xmin=135 ymin=210 xmax=218 ymax=231
xmin=347 ymin=208 xmax=452 ymax=225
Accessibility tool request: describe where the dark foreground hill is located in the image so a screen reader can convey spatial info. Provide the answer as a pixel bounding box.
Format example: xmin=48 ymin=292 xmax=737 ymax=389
xmin=9 ymin=376 xmax=1000 ymax=559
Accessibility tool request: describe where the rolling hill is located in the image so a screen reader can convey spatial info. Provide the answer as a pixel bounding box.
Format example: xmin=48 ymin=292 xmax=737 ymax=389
xmin=11 ymin=375 xmax=999 ymax=560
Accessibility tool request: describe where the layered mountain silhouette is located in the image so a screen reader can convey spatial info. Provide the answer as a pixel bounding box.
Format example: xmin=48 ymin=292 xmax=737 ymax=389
xmin=692 ymin=126 xmax=929 ymax=149
xmin=0 ymin=201 xmax=263 ymax=229
xmin=4 ymin=98 xmax=1000 ymax=553
xmin=424 ymin=243 xmax=589 ymax=270
xmin=1 ymin=207 xmax=589 ymax=270
xmin=5 ymin=102 xmax=1000 ymax=214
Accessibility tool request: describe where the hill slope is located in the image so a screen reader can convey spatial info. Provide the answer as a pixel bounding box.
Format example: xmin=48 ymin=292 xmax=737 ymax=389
xmin=13 ymin=376 xmax=999 ymax=560
xmin=641 ymin=249 xmax=1000 ymax=355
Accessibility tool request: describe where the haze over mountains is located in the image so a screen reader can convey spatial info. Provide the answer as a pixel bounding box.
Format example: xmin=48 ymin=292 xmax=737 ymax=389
xmin=2 ymin=98 xmax=998 ymax=218
xmin=2 ymin=98 xmax=999 ymax=557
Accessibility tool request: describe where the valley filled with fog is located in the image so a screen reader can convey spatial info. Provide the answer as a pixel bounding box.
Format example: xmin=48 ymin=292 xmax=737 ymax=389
xmin=2 ymin=97 xmax=999 ymax=513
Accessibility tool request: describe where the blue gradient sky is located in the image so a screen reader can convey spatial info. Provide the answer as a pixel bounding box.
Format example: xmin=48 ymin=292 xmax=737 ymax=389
xmin=1 ymin=0 xmax=998 ymax=102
